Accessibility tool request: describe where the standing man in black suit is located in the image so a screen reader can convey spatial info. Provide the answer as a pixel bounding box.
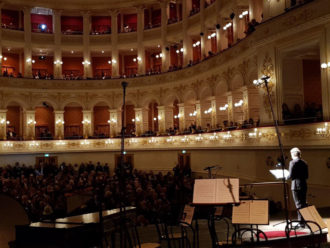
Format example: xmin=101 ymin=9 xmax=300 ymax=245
xmin=287 ymin=147 xmax=308 ymax=226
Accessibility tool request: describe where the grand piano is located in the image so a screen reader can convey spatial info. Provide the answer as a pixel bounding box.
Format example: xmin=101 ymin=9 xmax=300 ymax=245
xmin=15 ymin=207 xmax=135 ymax=248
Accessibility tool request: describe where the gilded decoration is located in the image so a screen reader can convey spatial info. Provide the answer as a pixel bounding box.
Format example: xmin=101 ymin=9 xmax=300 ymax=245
xmin=222 ymin=67 xmax=235 ymax=91
xmin=260 ymin=53 xmax=276 ymax=119
xmin=237 ymin=60 xmax=250 ymax=86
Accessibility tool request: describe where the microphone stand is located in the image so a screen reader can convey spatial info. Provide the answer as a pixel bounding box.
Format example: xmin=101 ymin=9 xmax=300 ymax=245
xmin=257 ymin=77 xmax=290 ymax=233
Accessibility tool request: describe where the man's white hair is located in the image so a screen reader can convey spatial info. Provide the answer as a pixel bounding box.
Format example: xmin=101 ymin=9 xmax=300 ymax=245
xmin=290 ymin=147 xmax=301 ymax=158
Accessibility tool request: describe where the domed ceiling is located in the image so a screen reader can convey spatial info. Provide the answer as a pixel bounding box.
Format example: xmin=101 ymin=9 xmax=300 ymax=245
xmin=3 ymin=0 xmax=158 ymax=11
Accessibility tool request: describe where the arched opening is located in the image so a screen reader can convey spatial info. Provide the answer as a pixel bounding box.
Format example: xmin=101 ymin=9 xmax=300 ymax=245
xmin=6 ymin=104 xmax=22 ymax=140
xmin=148 ymin=101 xmax=158 ymax=133
xmin=64 ymin=104 xmax=83 ymax=138
xmin=93 ymin=104 xmax=110 ymax=138
xmin=281 ymin=42 xmax=322 ymax=124
xmin=35 ymin=104 xmax=54 ymax=139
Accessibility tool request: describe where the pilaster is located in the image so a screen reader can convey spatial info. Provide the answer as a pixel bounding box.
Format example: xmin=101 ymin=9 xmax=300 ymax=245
xmin=109 ymin=109 xmax=121 ymax=137
xmin=53 ymin=10 xmax=63 ymax=79
xmin=82 ymin=12 xmax=92 ymax=78
xmin=134 ymin=108 xmax=148 ymax=136
xmin=0 ymin=109 xmax=7 ymax=140
xmin=137 ymin=6 xmax=145 ymax=75
xmin=54 ymin=111 xmax=65 ymax=139
xmin=82 ymin=110 xmax=93 ymax=138
xmin=110 ymin=10 xmax=120 ymax=77
xmin=23 ymin=7 xmax=33 ymax=78
xmin=160 ymin=0 xmax=169 ymax=72
xmin=24 ymin=110 xmax=36 ymax=140
xmin=178 ymin=103 xmax=186 ymax=131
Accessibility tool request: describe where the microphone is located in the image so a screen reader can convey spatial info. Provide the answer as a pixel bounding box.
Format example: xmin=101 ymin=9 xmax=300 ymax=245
xmin=203 ymin=165 xmax=222 ymax=171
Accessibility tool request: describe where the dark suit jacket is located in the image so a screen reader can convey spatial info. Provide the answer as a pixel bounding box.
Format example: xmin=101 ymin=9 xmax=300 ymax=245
xmin=287 ymin=158 xmax=308 ymax=191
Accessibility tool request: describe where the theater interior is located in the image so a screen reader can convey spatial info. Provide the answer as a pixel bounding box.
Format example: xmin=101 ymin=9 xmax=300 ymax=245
xmin=0 ymin=0 xmax=330 ymax=247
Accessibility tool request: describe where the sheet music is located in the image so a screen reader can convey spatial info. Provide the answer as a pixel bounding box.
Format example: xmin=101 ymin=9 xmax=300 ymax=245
xmin=250 ymin=200 xmax=269 ymax=225
xmin=193 ymin=179 xmax=216 ymax=204
xmin=299 ymin=205 xmax=327 ymax=232
xmin=181 ymin=205 xmax=195 ymax=225
xmin=270 ymin=169 xmax=289 ymax=179
xmin=232 ymin=201 xmax=250 ymax=224
xmin=215 ymin=178 xmax=239 ymax=204
xmin=232 ymin=200 xmax=269 ymax=225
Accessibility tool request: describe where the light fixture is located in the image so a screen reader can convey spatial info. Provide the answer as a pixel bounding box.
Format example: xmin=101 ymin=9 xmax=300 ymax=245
xmin=193 ymin=41 xmax=201 ymax=48
xmin=56 ymin=119 xmax=64 ymax=125
xmin=234 ymin=100 xmax=243 ymax=107
xmin=239 ymin=10 xmax=249 ymax=19
xmin=132 ymin=117 xmax=140 ymax=122
xmin=0 ymin=55 xmax=2 ymax=59
xmin=108 ymin=118 xmax=117 ymax=123
xmin=189 ymin=111 xmax=197 ymax=117
xmin=40 ymin=24 xmax=47 ymax=30
xmin=321 ymin=62 xmax=330 ymax=69
xmin=130 ymin=48 xmax=134 ymax=51
xmin=82 ymin=60 xmax=91 ymax=65
xmin=174 ymin=113 xmax=181 ymax=119
xmin=207 ymin=33 xmax=216 ymax=39
xmin=219 ymin=104 xmax=228 ymax=111
xmin=3 ymin=57 xmax=7 ymax=61
xmin=204 ymin=107 xmax=212 ymax=114
xmin=112 ymin=59 xmax=117 ymax=64
xmin=253 ymin=75 xmax=270 ymax=86
xmin=82 ymin=120 xmax=91 ymax=124
xmin=101 ymin=50 xmax=104 ymax=54
xmin=153 ymin=117 xmax=157 ymax=121
xmin=108 ymin=60 xmax=112 ymax=64
xmin=54 ymin=59 xmax=63 ymax=65
xmin=71 ymin=50 xmax=74 ymax=54
xmin=27 ymin=119 xmax=36 ymax=125
xmin=223 ymin=22 xmax=232 ymax=30
xmin=316 ymin=122 xmax=328 ymax=136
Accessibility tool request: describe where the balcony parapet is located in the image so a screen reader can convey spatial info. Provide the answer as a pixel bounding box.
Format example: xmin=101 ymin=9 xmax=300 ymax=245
xmin=0 ymin=122 xmax=329 ymax=154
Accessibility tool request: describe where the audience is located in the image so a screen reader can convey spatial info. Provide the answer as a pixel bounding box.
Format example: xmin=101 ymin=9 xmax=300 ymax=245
xmin=0 ymin=161 xmax=194 ymax=224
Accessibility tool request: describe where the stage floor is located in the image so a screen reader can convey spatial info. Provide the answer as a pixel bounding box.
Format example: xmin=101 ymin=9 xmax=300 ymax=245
xmin=137 ymin=214 xmax=330 ymax=247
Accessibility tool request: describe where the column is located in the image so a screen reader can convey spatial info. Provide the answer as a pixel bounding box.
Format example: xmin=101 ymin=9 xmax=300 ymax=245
xmin=23 ymin=7 xmax=33 ymax=78
xmin=242 ymin=87 xmax=250 ymax=122
xmin=160 ymin=0 xmax=170 ymax=72
xmin=24 ymin=110 xmax=36 ymax=140
xmin=195 ymin=101 xmax=202 ymax=127
xmin=233 ymin=7 xmax=240 ymax=43
xmin=178 ymin=103 xmax=185 ymax=131
xmin=109 ymin=109 xmax=121 ymax=137
xmin=210 ymin=97 xmax=218 ymax=128
xmin=53 ymin=10 xmax=63 ymax=79
xmin=82 ymin=110 xmax=92 ymax=138
xmin=220 ymin=18 xmax=228 ymax=50
xmin=110 ymin=10 xmax=120 ymax=77
xmin=137 ymin=7 xmax=145 ymax=75
xmin=200 ymin=0 xmax=207 ymax=59
xmin=249 ymin=0 xmax=263 ymax=23
xmin=54 ymin=111 xmax=65 ymax=139
xmin=82 ymin=12 xmax=92 ymax=79
xmin=262 ymin=0 xmax=285 ymax=21
xmin=134 ymin=108 xmax=148 ymax=136
xmin=215 ymin=0 xmax=222 ymax=52
xmin=157 ymin=105 xmax=166 ymax=133
xmin=0 ymin=110 xmax=7 ymax=140
xmin=226 ymin=92 xmax=234 ymax=123
xmin=182 ymin=0 xmax=192 ymax=66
